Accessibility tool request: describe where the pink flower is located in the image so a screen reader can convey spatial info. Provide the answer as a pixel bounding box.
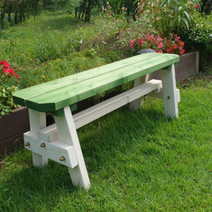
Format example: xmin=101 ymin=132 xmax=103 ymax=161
xmin=150 ymin=34 xmax=154 ymax=39
xmin=157 ymin=43 xmax=163 ymax=48
xmin=157 ymin=36 xmax=163 ymax=42
xmin=130 ymin=39 xmax=136 ymax=49
xmin=138 ymin=39 xmax=144 ymax=45
xmin=122 ymin=7 xmax=125 ymax=10
xmin=130 ymin=40 xmax=136 ymax=44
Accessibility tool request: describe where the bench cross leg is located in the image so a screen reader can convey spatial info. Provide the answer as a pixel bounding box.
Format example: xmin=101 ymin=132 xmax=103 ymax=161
xmin=28 ymin=109 xmax=48 ymax=166
xmin=53 ymin=106 xmax=90 ymax=189
xmin=161 ymin=64 xmax=179 ymax=118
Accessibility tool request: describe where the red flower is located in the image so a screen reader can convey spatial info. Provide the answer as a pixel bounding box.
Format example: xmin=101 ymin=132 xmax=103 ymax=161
xmin=16 ymin=74 xmax=19 ymax=78
xmin=0 ymin=60 xmax=8 ymax=65
xmin=194 ymin=4 xmax=198 ymax=9
xmin=3 ymin=68 xmax=8 ymax=74
xmin=3 ymin=64 xmax=10 ymax=69
xmin=8 ymin=68 xmax=15 ymax=76
xmin=0 ymin=61 xmax=10 ymax=67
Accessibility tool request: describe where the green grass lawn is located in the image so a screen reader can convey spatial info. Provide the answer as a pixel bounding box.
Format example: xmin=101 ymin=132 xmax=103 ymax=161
xmin=0 ymin=74 xmax=212 ymax=211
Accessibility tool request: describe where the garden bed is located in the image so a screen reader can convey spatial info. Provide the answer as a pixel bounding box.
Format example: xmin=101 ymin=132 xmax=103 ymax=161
xmin=0 ymin=107 xmax=29 ymax=157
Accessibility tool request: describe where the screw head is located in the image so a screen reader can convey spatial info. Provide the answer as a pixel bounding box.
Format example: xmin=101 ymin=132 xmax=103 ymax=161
xmin=60 ymin=156 xmax=65 ymax=161
xmin=40 ymin=143 xmax=46 ymax=147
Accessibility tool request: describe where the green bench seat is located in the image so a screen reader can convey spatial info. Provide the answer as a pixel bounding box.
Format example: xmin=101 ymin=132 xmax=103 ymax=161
xmin=13 ymin=53 xmax=179 ymax=116
xmin=13 ymin=53 xmax=180 ymax=189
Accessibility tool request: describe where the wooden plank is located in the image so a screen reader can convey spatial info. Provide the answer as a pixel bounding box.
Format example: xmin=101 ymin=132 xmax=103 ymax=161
xmin=19 ymin=55 xmax=179 ymax=113
xmin=147 ymin=88 xmax=180 ymax=103
xmin=161 ymin=64 xmax=179 ymax=118
xmin=24 ymin=131 xmax=78 ymax=168
xmin=73 ymin=79 xmax=162 ymax=129
xmin=13 ymin=54 xmax=179 ymax=113
xmin=129 ymin=74 xmax=149 ymax=110
xmin=38 ymin=80 xmax=162 ymax=142
xmin=38 ymin=124 xmax=59 ymax=143
xmin=28 ymin=109 xmax=48 ymax=166
xmin=54 ymin=107 xmax=90 ymax=189
xmin=12 ymin=53 xmax=164 ymax=106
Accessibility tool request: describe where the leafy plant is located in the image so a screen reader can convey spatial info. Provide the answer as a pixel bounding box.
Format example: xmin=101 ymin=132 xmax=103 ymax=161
xmin=0 ymin=61 xmax=20 ymax=116
xmin=135 ymin=0 xmax=200 ymax=36
xmin=179 ymin=11 xmax=212 ymax=70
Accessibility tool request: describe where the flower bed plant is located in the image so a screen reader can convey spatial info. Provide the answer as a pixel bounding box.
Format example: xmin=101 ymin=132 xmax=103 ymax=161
xmin=136 ymin=0 xmax=200 ymax=36
xmin=130 ymin=33 xmax=185 ymax=55
xmin=0 ymin=61 xmax=20 ymax=115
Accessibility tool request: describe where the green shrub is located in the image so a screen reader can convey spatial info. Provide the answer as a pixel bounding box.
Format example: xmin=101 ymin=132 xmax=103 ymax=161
xmin=179 ymin=11 xmax=212 ymax=70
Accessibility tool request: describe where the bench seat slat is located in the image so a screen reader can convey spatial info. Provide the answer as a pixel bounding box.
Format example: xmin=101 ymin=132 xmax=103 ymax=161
xmin=13 ymin=53 xmax=179 ymax=112
xmin=13 ymin=53 xmax=159 ymax=106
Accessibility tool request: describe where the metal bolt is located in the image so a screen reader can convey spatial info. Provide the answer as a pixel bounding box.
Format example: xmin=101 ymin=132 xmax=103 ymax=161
xmin=40 ymin=143 xmax=46 ymax=147
xmin=25 ymin=142 xmax=30 ymax=146
xmin=60 ymin=156 xmax=65 ymax=161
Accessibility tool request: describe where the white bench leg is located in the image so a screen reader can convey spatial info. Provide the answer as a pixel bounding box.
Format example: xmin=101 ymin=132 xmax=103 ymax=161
xmin=129 ymin=74 xmax=149 ymax=110
xmin=28 ymin=109 xmax=48 ymax=166
xmin=53 ymin=106 xmax=90 ymax=189
xmin=161 ymin=64 xmax=179 ymax=118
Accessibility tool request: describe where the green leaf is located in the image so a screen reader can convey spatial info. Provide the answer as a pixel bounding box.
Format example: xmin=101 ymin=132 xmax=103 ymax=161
xmin=0 ymin=111 xmax=5 ymax=116
xmin=184 ymin=11 xmax=190 ymax=22
xmin=178 ymin=15 xmax=181 ymax=24
xmin=169 ymin=19 xmax=175 ymax=27
xmin=182 ymin=18 xmax=189 ymax=29
xmin=3 ymin=82 xmax=9 ymax=88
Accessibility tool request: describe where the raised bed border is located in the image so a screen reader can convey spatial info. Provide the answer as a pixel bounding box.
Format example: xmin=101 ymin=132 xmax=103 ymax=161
xmin=0 ymin=107 xmax=29 ymax=157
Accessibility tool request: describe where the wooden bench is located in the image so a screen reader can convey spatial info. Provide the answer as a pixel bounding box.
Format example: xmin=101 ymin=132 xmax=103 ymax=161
xmin=13 ymin=53 xmax=180 ymax=189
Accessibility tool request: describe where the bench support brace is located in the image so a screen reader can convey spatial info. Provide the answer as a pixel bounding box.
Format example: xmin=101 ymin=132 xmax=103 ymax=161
xmin=161 ymin=64 xmax=179 ymax=118
xmin=53 ymin=107 xmax=90 ymax=189
xmin=129 ymin=74 xmax=149 ymax=110
xmin=28 ymin=109 xmax=48 ymax=167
